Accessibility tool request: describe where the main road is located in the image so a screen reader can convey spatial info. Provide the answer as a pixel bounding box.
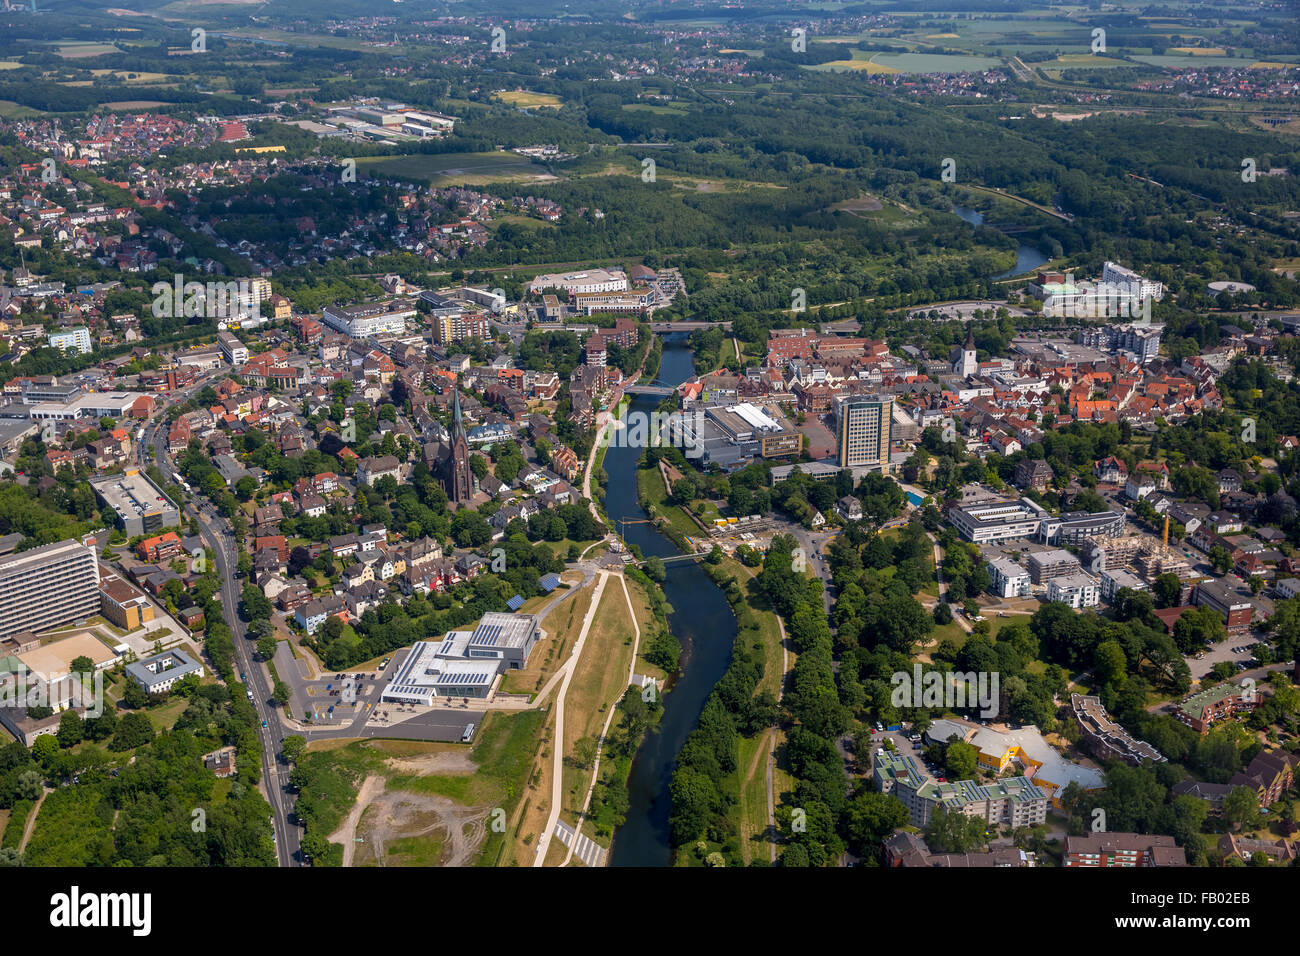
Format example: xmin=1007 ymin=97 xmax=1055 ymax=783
xmin=137 ymin=375 xmax=304 ymax=866
xmin=198 ymin=511 xmax=303 ymax=866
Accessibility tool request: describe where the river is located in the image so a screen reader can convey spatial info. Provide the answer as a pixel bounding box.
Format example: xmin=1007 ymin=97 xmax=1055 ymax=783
xmin=605 ymin=333 xmax=738 ymax=867
xmin=953 ymin=204 xmax=1050 ymax=280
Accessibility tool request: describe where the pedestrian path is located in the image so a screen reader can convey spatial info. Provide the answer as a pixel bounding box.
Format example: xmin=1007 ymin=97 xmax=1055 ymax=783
xmin=553 ymin=820 xmax=606 ymax=868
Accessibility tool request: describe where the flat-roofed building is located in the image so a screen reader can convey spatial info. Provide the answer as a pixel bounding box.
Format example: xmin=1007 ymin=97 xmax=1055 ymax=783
xmin=430 ymin=310 xmax=491 ymax=344
xmin=704 ymin=403 xmax=800 ymax=459
xmin=1100 ymin=568 xmax=1147 ymax=603
xmin=217 ymin=330 xmax=248 ymax=365
xmin=48 ymin=327 xmax=91 ymax=355
xmin=322 ymin=300 xmax=415 ymax=337
xmin=988 ymin=557 xmax=1030 ymax=598
xmin=571 ymin=287 xmax=655 ymax=315
xmin=465 ymin=612 xmax=539 ymax=669
xmin=0 ymin=540 xmax=100 ymax=639
xmin=1193 ymin=579 xmax=1255 ymax=633
xmin=1047 ymin=572 xmax=1100 ymax=608
xmin=835 ymin=394 xmax=893 ymax=472
xmin=1039 ymin=509 xmax=1125 ymax=546
xmin=528 ymin=268 xmax=628 ymax=295
xmin=380 ymin=612 xmax=542 ymax=704
xmin=948 ymin=498 xmax=1045 ymax=543
xmin=379 ymin=640 xmax=499 ymax=703
xmin=1025 ymin=548 xmax=1081 ymax=584
xmin=90 ymin=469 xmax=179 ymax=536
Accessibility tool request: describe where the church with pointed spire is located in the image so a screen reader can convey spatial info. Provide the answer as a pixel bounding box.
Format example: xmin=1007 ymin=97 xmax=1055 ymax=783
xmin=430 ymin=389 xmax=474 ymax=504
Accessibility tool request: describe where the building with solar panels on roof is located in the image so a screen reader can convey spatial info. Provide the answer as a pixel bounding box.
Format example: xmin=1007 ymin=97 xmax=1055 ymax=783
xmin=380 ymin=612 xmax=541 ymax=704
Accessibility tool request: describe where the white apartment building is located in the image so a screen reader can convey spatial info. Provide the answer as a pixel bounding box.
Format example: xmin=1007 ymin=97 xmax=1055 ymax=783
xmin=48 ymin=327 xmax=92 ymax=355
xmin=1102 ymin=261 xmax=1164 ymax=302
xmin=1100 ymin=568 xmax=1147 ymax=603
xmin=988 ymin=558 xmax=1031 ymax=599
xmin=322 ymin=301 xmax=416 ymax=337
xmin=0 ymin=540 xmax=100 ymax=639
xmin=1047 ymin=573 xmax=1101 ymax=609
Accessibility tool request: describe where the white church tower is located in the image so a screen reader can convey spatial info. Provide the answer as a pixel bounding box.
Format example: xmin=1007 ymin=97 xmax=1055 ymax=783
xmin=952 ymin=324 xmax=977 ymax=378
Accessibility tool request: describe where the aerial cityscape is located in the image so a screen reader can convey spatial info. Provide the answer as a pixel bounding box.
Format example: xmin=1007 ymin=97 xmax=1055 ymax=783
xmin=0 ymin=0 xmax=1298 ymax=916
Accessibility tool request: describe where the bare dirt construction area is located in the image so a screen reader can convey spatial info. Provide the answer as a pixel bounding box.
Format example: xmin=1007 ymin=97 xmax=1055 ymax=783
xmin=383 ymin=751 xmax=476 ymax=776
xmin=833 ymin=193 xmax=885 ymax=215
xmin=354 ymin=790 xmax=490 ymax=867
xmin=329 ymin=751 xmax=487 ymax=866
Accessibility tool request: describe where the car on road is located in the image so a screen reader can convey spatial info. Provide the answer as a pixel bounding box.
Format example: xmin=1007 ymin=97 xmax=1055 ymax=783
xmin=246 ymin=690 xmax=254 ymax=701
xmin=262 ymin=720 xmax=267 ymax=728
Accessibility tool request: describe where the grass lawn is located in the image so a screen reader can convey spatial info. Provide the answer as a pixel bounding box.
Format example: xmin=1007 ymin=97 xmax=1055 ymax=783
xmin=498 ymin=578 xmax=597 ymax=697
xmin=560 ymin=579 xmax=637 ymax=837
xmin=146 ymin=697 xmax=191 ymax=733
xmin=636 ymin=463 xmax=708 ymax=542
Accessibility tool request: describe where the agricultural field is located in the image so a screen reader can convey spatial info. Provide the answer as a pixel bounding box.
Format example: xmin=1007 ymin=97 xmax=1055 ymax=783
xmin=354 ymin=151 xmax=556 ymax=187
xmin=493 ymin=90 xmax=564 ymax=109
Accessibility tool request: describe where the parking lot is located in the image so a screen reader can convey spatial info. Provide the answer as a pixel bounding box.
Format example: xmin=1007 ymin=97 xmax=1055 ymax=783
xmin=300 ymin=670 xmax=382 ymax=724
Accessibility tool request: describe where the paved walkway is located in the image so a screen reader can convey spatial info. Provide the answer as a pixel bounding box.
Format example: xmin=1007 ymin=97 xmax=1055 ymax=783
xmin=533 ymin=571 xmax=609 ymax=867
xmin=553 ymin=819 xmax=606 ymax=867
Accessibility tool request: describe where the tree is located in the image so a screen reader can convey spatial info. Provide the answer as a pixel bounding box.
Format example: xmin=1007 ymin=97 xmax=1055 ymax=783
xmin=644 ymin=556 xmax=667 ymax=583
xmin=14 ymin=769 xmax=42 ymax=802
xmin=1223 ymin=786 xmax=1260 ymax=832
xmin=281 ymin=735 xmax=306 ymax=764
xmin=272 ymin=680 xmax=291 ymax=706
xmin=109 ymin=712 xmax=155 ymax=751
xmin=945 ymin=740 xmax=978 ymax=780
xmin=241 ymin=583 xmax=273 ymax=621
xmin=234 ymin=476 xmax=257 ymax=501
xmin=56 ymin=710 xmax=84 ymax=748
xmin=257 ymin=635 xmax=279 ymax=661
xmin=1153 ymin=573 xmax=1182 ymax=609
xmin=1094 ymin=640 xmax=1128 ymax=687
xmin=70 ymin=655 xmax=94 ymax=676
xmin=924 ymin=807 xmax=989 ymax=853
xmin=31 ymin=735 xmax=59 ymax=766
xmin=841 ymin=791 xmax=909 ymax=855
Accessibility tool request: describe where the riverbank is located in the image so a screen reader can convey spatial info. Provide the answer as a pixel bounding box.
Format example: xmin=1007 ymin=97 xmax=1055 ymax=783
xmin=603 ymin=333 xmax=741 ymax=867
xmin=638 ymin=466 xmax=794 ymax=866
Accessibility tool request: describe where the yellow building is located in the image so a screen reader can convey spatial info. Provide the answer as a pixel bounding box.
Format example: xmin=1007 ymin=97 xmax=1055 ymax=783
xmin=99 ymin=574 xmax=156 ymax=630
